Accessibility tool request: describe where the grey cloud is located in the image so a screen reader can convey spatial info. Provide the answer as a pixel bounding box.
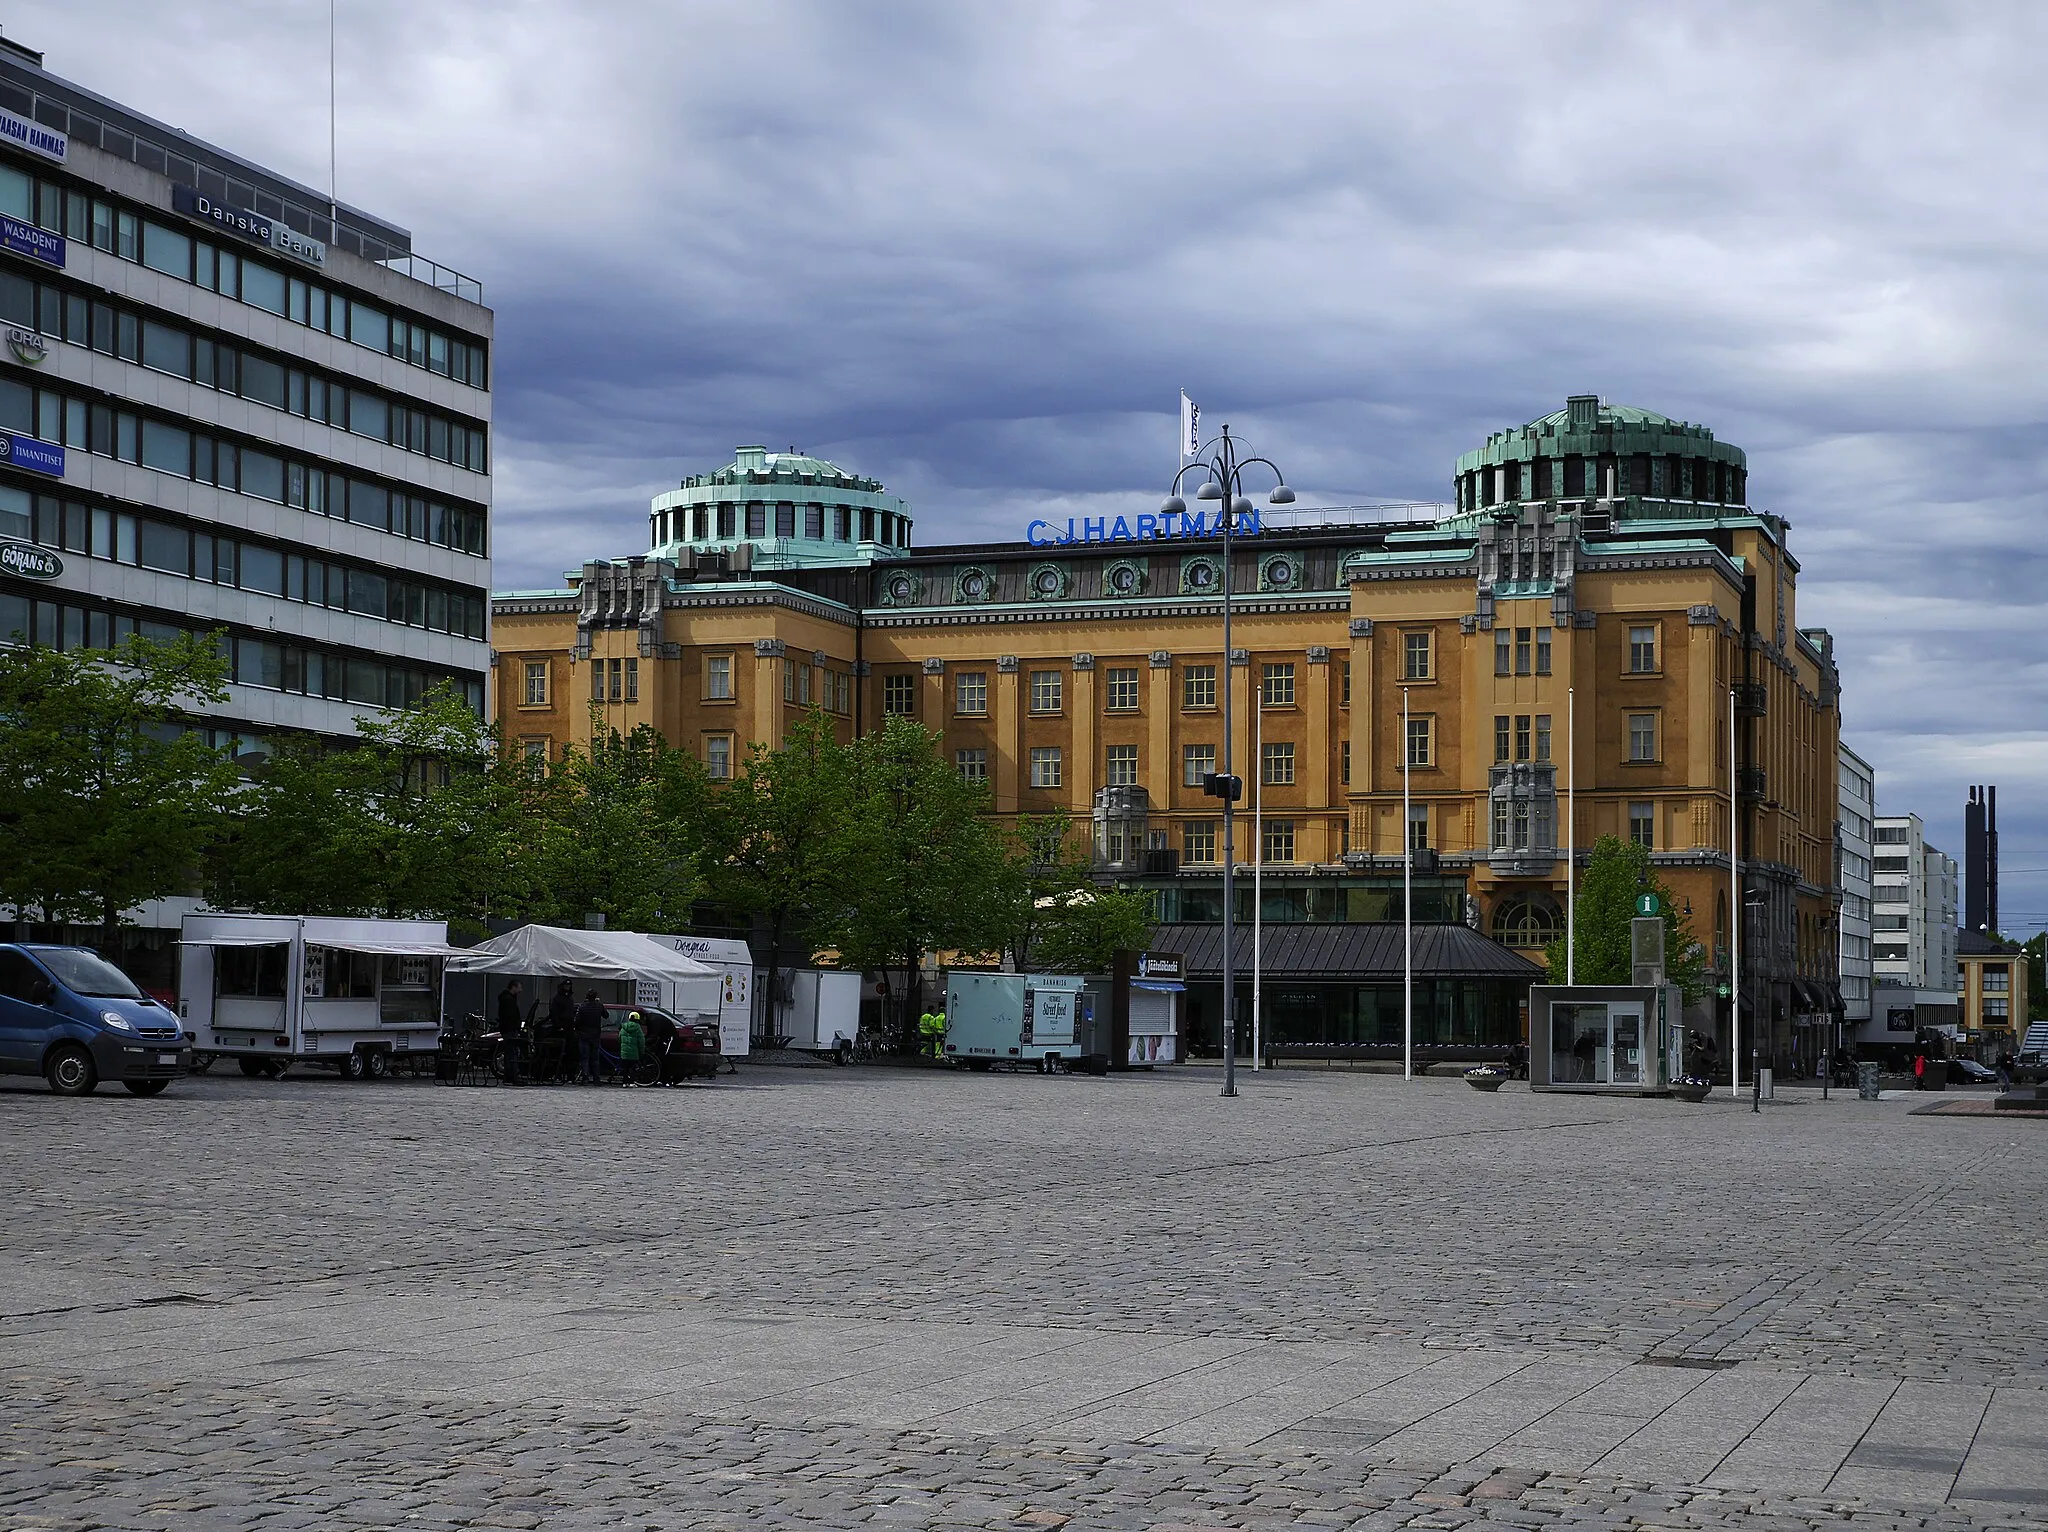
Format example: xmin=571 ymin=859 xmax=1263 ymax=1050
xmin=23 ymin=0 xmax=2048 ymax=929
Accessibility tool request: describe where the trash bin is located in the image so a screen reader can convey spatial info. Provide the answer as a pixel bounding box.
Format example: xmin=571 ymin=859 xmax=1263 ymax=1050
xmin=1856 ymin=1061 xmax=1881 ymax=1100
xmin=1758 ymin=1066 xmax=1773 ymax=1099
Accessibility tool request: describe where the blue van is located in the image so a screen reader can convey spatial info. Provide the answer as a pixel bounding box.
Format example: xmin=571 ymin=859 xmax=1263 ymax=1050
xmin=0 ymin=943 xmax=189 ymax=1096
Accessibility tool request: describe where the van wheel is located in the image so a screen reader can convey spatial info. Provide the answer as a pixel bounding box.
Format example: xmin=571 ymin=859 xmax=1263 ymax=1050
xmin=339 ymin=1051 xmax=368 ymax=1081
xmin=46 ymin=1045 xmax=98 ymax=1097
xmin=363 ymin=1050 xmax=389 ymax=1079
xmin=239 ymin=1057 xmax=267 ymax=1077
xmin=125 ymin=1079 xmax=171 ymax=1096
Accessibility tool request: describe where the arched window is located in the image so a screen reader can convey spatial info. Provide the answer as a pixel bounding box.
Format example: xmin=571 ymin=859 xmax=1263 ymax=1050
xmin=1493 ymin=893 xmax=1562 ymax=949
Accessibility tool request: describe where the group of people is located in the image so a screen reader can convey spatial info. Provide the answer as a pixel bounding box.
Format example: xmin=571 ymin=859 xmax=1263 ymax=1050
xmin=490 ymin=978 xmax=698 ymax=1086
xmin=916 ymin=1007 xmax=947 ymax=1059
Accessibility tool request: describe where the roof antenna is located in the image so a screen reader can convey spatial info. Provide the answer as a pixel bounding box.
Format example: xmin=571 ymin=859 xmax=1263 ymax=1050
xmin=328 ymin=0 xmax=337 ymax=224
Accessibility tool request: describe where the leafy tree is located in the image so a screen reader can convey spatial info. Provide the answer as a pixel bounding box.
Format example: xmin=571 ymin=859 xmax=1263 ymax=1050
xmin=996 ymin=810 xmax=1090 ymax=970
xmin=0 ymin=633 xmax=238 ymax=952
xmin=2020 ymin=933 xmax=2045 ymax=1022
xmin=1543 ymin=835 xmax=1706 ymax=1001
xmin=1031 ymin=886 xmax=1157 ymax=975
xmin=822 ymin=717 xmax=1016 ymax=1047
xmin=716 ymin=710 xmax=851 ymax=1033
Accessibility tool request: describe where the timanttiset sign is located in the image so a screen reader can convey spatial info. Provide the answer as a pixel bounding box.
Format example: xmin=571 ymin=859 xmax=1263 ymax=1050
xmin=1026 ymin=506 xmax=1264 ymax=547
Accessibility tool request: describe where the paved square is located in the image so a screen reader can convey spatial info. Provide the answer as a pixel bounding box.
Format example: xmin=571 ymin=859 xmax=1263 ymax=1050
xmin=3 ymin=1064 xmax=2045 ymax=1530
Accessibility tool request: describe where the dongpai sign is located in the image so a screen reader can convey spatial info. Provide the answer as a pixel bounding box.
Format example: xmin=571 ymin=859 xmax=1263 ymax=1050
xmin=1026 ymin=506 xmax=1263 ymax=547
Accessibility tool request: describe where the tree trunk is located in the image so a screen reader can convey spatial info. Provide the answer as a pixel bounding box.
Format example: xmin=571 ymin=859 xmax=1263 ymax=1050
xmin=763 ymin=907 xmax=786 ymax=1048
xmin=99 ymin=894 xmax=119 ymax=963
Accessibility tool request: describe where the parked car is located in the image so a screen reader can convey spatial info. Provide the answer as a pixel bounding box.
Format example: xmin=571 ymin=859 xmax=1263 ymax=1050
xmin=0 ymin=944 xmax=189 ymax=1096
xmin=602 ymin=1004 xmax=722 ymax=1082
xmin=1949 ymin=1057 xmax=1998 ymax=1086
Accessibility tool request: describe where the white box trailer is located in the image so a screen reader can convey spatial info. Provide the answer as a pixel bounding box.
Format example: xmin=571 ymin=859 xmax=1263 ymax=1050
xmin=777 ymin=969 xmax=864 ymax=1059
xmin=647 ymin=935 xmax=754 ymax=1056
xmin=180 ymin=913 xmax=462 ymax=1080
xmin=944 ymin=972 xmax=1085 ymax=1071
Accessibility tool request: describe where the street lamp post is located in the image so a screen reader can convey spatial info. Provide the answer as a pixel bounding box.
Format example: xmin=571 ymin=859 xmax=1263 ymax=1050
xmin=1163 ymin=425 xmax=1294 ymax=1099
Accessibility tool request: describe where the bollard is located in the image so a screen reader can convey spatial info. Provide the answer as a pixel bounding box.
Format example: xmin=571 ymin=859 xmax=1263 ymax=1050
xmin=1857 ymin=1061 xmax=1881 ymax=1101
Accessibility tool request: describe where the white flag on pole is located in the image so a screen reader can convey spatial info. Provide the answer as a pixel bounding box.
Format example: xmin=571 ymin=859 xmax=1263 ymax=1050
xmin=1180 ymin=391 xmax=1200 ymax=459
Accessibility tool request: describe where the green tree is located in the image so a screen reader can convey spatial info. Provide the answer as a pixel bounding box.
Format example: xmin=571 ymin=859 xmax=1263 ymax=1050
xmin=1543 ymin=835 xmax=1707 ymax=1000
xmin=822 ymin=717 xmax=1016 ymax=1047
xmin=2021 ymin=933 xmax=2046 ymax=1022
xmin=716 ymin=710 xmax=852 ymax=1031
xmin=1031 ymin=886 xmax=1157 ymax=975
xmin=523 ymin=721 xmax=705 ymax=933
xmin=0 ymin=632 xmax=238 ymax=952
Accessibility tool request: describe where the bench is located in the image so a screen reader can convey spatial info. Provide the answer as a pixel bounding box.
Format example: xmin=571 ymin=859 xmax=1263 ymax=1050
xmin=1261 ymin=1042 xmax=1519 ymax=1076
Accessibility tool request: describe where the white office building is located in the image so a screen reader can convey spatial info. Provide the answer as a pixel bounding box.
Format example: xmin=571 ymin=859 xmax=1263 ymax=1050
xmin=0 ymin=34 xmax=491 ymax=751
xmin=1870 ymin=813 xmax=1958 ymax=992
xmin=1837 ymin=745 xmax=1874 ymax=1027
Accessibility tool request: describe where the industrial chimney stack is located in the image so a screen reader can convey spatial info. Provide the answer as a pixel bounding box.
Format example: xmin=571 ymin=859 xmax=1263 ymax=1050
xmin=1964 ymin=785 xmax=1999 ymax=934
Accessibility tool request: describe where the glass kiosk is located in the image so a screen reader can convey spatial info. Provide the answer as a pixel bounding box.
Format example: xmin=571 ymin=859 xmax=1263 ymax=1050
xmin=1528 ymin=984 xmax=1681 ymax=1094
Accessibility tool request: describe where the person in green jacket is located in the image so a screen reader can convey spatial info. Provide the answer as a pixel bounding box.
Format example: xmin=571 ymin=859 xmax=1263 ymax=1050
xmin=619 ymin=1010 xmax=646 ymax=1085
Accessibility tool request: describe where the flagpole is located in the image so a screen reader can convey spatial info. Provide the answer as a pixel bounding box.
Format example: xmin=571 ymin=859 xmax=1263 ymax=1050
xmin=1567 ymin=685 xmax=1576 ymax=985
xmin=1253 ymin=693 xmax=1262 ymax=1072
xmin=1730 ymin=685 xmax=1740 ymax=1098
xmin=1403 ymin=685 xmax=1413 ymax=1083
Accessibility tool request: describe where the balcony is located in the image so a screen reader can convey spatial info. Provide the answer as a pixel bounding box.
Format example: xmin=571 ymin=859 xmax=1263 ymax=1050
xmin=1142 ymin=848 xmax=1181 ymax=877
xmin=1737 ymin=766 xmax=1767 ymax=800
xmin=1733 ymin=680 xmax=1768 ymax=717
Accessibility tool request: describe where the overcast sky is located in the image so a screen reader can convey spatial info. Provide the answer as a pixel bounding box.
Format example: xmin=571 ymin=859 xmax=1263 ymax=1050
xmin=20 ymin=1 xmax=2048 ymax=937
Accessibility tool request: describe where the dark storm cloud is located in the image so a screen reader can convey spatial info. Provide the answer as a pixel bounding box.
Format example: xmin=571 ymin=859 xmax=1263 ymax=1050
xmin=22 ymin=0 xmax=2048 ymax=927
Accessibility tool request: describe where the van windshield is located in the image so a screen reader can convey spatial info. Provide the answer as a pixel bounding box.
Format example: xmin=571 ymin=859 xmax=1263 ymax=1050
xmin=31 ymin=948 xmax=145 ymax=999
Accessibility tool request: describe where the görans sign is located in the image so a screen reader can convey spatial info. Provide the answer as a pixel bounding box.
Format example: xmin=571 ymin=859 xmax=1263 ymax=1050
xmin=171 ymin=185 xmax=326 ymax=268
xmin=1027 ymin=506 xmax=1263 ymax=547
xmin=0 ymin=539 xmax=62 ymax=580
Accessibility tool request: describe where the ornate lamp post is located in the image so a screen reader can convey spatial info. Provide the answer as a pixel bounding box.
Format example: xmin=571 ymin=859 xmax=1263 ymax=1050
xmin=1162 ymin=425 xmax=1294 ymax=1098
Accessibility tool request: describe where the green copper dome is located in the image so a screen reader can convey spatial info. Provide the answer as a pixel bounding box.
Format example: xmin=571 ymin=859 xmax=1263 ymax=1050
xmin=682 ymin=445 xmax=890 ymax=495
xmin=1453 ymin=395 xmax=1747 ymax=513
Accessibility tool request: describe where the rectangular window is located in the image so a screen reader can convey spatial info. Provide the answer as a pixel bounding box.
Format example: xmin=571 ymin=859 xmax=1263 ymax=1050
xmin=1183 ymin=743 xmax=1215 ymax=786
xmin=1341 ymin=739 xmax=1351 ymax=785
xmin=140 ymin=420 xmax=191 ymax=476
xmin=606 ymin=657 xmax=623 ymax=703
xmin=1495 ymin=715 xmax=1511 ymax=762
xmin=1406 ymin=716 xmax=1432 ymax=768
xmin=1515 ymin=627 xmax=1532 ymax=676
xmin=1029 ymin=746 xmax=1062 ymax=788
xmin=1629 ymin=801 xmax=1654 ymax=847
xmin=883 ymin=674 xmax=916 ymax=716
xmin=1515 ymin=714 xmax=1531 ymax=761
xmin=1403 ymin=631 xmax=1431 ymax=680
xmin=1029 ymin=670 xmax=1063 ymax=713
xmin=625 ymin=658 xmax=639 ymax=704
xmin=1262 ymin=741 xmax=1295 ymax=786
xmin=1261 ymin=662 xmax=1295 ymax=706
xmin=1536 ymin=627 xmax=1552 ymax=675
xmin=1984 ymin=997 xmax=2009 ymax=1020
xmin=523 ymin=661 xmax=548 ymax=707
xmin=1495 ymin=628 xmax=1511 ymax=676
xmin=783 ymin=658 xmax=797 ymax=702
xmin=137 ymin=520 xmax=188 ymax=575
xmin=1184 ymin=821 xmax=1217 ymax=864
xmin=1628 ymin=712 xmax=1658 ymax=762
xmin=1105 ymin=666 xmax=1140 ymax=711
xmin=1183 ymin=664 xmax=1217 ymax=709
xmin=956 ymin=671 xmax=987 ymax=715
xmin=1105 ymin=745 xmax=1138 ymax=786
xmin=1408 ymin=804 xmax=1430 ymax=851
xmin=1342 ymin=660 xmax=1351 ymax=707
xmin=1983 ymin=966 xmax=2010 ymax=992
xmin=1262 ymin=819 xmax=1295 ymax=864
xmin=956 ymin=748 xmax=988 ymax=782
xmin=706 ymin=735 xmax=732 ymax=780
xmin=705 ymin=654 xmax=732 ymax=699
xmin=1629 ymin=624 xmax=1658 ymax=673
xmin=1535 ymin=713 xmax=1552 ymax=762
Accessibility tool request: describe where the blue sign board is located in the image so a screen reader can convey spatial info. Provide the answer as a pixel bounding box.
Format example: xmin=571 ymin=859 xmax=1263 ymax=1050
xmin=0 ymin=431 xmax=65 ymax=479
xmin=1027 ymin=507 xmax=1262 ymax=547
xmin=0 ymin=214 xmax=63 ymax=268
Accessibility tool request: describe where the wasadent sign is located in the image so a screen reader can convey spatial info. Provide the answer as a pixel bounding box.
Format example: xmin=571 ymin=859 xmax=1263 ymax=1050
xmin=0 ymin=430 xmax=64 ymax=478
xmin=0 ymin=214 xmax=63 ymax=268
xmin=1026 ymin=506 xmax=1263 ymax=547
xmin=0 ymin=539 xmax=62 ymax=580
xmin=0 ymin=106 xmax=66 ymax=164
xmin=171 ymin=185 xmax=326 ymax=267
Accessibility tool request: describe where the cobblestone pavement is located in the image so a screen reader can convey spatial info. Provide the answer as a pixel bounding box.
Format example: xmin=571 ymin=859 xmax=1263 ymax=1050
xmin=3 ymin=1065 xmax=2045 ymax=1529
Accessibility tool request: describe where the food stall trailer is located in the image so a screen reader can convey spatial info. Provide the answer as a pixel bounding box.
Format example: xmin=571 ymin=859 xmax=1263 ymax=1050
xmin=179 ymin=913 xmax=462 ymax=1079
xmin=944 ymin=972 xmax=1085 ymax=1071
xmin=445 ymin=925 xmax=722 ymax=1048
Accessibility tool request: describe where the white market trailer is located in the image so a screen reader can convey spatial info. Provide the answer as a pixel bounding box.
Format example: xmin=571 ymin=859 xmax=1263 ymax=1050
xmin=944 ymin=972 xmax=1085 ymax=1071
xmin=777 ymin=969 xmax=864 ymax=1058
xmin=180 ymin=913 xmax=462 ymax=1079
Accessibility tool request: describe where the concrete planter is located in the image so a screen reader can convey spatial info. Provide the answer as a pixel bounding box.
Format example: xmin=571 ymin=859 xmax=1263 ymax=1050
xmin=1672 ymin=1078 xmax=1712 ymax=1102
xmin=1464 ymin=1067 xmax=1508 ymax=1092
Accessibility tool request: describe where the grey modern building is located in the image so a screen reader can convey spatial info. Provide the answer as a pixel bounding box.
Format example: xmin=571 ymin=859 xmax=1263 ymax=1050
xmin=0 ymin=33 xmax=492 ymax=753
xmin=1836 ymin=743 xmax=1873 ymax=1028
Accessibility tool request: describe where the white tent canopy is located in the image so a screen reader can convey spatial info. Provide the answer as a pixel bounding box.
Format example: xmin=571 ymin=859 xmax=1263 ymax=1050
xmin=446 ymin=925 xmax=721 ymax=1014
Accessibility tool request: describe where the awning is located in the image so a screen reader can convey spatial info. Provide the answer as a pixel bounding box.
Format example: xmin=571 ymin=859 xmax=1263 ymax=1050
xmin=1131 ymin=979 xmax=1185 ymax=993
xmin=309 ymin=937 xmax=466 ymax=957
xmin=179 ymin=934 xmax=293 ymax=947
xmin=446 ymin=924 xmax=721 ymax=1014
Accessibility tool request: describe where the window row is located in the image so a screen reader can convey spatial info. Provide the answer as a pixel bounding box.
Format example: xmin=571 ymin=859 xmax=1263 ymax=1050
xmin=5 ymin=487 xmax=487 ymax=641
xmin=1461 ymin=453 xmax=1745 ymax=509
xmin=1 ymin=164 xmax=488 ymax=388
xmin=1493 ymin=625 xmax=1553 ymax=676
xmin=0 ymin=377 xmax=488 ymax=556
xmin=921 ymin=661 xmax=1351 ymax=720
xmin=0 ymin=271 xmax=488 ymax=473
xmin=1493 ymin=713 xmax=1553 ymax=763
xmin=664 ymin=501 xmax=907 ymax=547
xmin=0 ymin=589 xmax=484 ymax=712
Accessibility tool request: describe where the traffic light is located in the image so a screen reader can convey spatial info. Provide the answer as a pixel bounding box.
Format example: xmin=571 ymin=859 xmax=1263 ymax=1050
xmin=1201 ymin=772 xmax=1243 ymax=803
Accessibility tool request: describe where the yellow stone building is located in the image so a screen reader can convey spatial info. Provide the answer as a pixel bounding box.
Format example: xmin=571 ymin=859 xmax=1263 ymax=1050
xmin=493 ymin=400 xmax=1844 ymax=1067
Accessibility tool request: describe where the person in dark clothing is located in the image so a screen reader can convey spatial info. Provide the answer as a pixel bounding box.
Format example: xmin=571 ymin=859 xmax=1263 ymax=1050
xmin=575 ymin=989 xmax=606 ymax=1084
xmin=543 ymin=980 xmax=577 ymax=1083
xmin=496 ymin=981 xmax=526 ymax=1084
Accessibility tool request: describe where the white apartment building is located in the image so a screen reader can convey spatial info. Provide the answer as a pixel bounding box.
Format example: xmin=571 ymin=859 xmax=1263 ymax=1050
xmin=1870 ymin=813 xmax=1958 ymax=992
xmin=1837 ymin=744 xmax=1874 ymax=1026
xmin=0 ymin=35 xmax=491 ymax=750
